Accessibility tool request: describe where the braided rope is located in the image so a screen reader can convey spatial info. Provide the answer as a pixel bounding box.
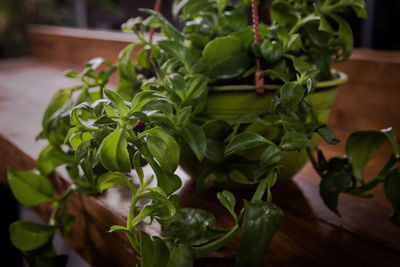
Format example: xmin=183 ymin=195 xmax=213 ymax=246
xmin=149 ymin=0 xmax=163 ymax=44
xmin=251 ymin=0 xmax=265 ymax=94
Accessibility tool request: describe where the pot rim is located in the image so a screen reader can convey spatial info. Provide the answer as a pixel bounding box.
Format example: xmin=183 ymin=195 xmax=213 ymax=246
xmin=208 ymin=70 xmax=347 ymax=92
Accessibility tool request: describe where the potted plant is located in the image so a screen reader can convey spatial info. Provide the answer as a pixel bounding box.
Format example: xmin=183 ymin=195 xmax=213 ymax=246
xmin=7 ymin=0 xmax=400 ymax=266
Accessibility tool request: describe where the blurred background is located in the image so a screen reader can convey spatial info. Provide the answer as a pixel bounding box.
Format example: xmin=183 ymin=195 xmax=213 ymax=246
xmin=1 ymin=0 xmax=399 ymax=266
xmin=1 ymin=0 xmax=400 ymax=58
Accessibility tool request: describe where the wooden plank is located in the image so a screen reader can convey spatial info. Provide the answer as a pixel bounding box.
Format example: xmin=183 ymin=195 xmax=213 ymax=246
xmin=28 ymin=25 xmax=144 ymax=65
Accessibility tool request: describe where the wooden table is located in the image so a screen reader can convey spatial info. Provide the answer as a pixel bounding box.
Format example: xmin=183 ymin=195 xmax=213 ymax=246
xmin=1 ymin=27 xmax=400 ymax=266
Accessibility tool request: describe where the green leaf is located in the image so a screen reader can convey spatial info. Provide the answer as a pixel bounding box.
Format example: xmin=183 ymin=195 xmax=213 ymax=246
xmin=346 ymin=130 xmax=388 ymax=182
xmin=260 ymin=145 xmax=282 ymax=168
xmin=140 ymin=9 xmax=184 ymax=42
xmin=37 ymin=145 xmax=75 ymax=175
xmin=144 ymin=127 xmax=180 ymax=174
xmin=230 ymin=169 xmax=256 ymax=184
xmin=235 ymin=201 xmax=283 ymax=267
xmin=384 ymin=168 xmax=400 ymax=212
xmin=329 ymin=13 xmax=353 ymax=62
xmin=75 ymin=139 xmax=95 ymax=186
xmin=280 ymin=82 xmax=304 ymax=111
xmin=162 ymin=208 xmax=225 ymax=246
xmin=117 ymin=43 xmax=138 ymax=98
xmin=317 ymin=125 xmax=339 ymax=145
xmin=166 ymin=244 xmax=193 ymax=267
xmin=131 ymin=90 xmax=171 ymax=112
xmin=270 ymin=1 xmax=298 ymax=26
xmin=278 ymin=109 xmax=311 ymax=151
xmin=286 ymin=33 xmax=302 ymax=51
xmin=217 ymin=190 xmax=236 ymax=220
xmin=7 ymin=168 xmax=54 ymax=207
xmin=176 ymin=106 xmax=192 ymax=127
xmin=225 ymin=132 xmax=271 ymax=157
xmin=104 ymin=89 xmax=130 ymax=117
xmin=181 ymin=0 xmax=213 ymax=20
xmin=202 ymin=35 xmax=251 ymax=79
xmin=216 ymin=0 xmax=228 ymax=13
xmin=182 ymin=123 xmax=207 ymax=161
xmin=140 ymin=231 xmax=170 ymax=267
xmin=319 ymin=172 xmax=352 ymax=215
xmin=109 ymin=225 xmax=130 ymax=234
xmin=10 ymin=221 xmax=55 ymax=252
xmin=70 ymin=131 xmax=93 ymax=150
xmin=205 ymin=140 xmax=224 ymax=163
xmin=99 ymin=128 xmax=132 ymax=172
xmin=382 ymin=127 xmax=399 ymax=158
xmin=235 ymin=112 xmax=270 ymax=126
xmin=202 ymin=119 xmax=232 ymax=141
xmin=64 ymin=70 xmax=78 ymax=78
xmin=158 ymin=40 xmax=191 ymax=70
xmin=42 ymin=90 xmax=71 ymax=131
xmin=260 ymin=39 xmax=284 ymax=64
xmin=339 ymin=0 xmax=367 ymax=19
xmin=97 ymin=172 xmax=130 ymax=193
xmin=59 ymin=212 xmax=75 ymax=237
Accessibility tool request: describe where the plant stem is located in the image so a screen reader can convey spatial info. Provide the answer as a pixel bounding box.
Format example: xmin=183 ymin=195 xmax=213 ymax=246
xmin=193 ymin=225 xmax=240 ymax=257
xmin=49 ymin=185 xmax=75 ymax=226
xmin=126 ymin=190 xmax=140 ymax=253
xmin=306 ymin=147 xmax=322 ymax=175
xmin=288 ymin=15 xmax=319 ymax=36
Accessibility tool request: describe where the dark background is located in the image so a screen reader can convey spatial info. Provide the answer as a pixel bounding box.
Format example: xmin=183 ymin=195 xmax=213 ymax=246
xmin=1 ymin=0 xmax=400 ymax=58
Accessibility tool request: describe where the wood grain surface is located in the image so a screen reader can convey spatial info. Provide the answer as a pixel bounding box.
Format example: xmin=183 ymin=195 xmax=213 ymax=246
xmin=1 ymin=27 xmax=400 ymax=266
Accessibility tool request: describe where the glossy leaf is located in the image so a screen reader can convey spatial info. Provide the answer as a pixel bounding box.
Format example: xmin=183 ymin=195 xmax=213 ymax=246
xmin=104 ymin=89 xmax=130 ymax=117
xmin=182 ymin=123 xmax=207 ymax=161
xmin=230 ymin=169 xmax=256 ymax=184
xmin=162 ymin=208 xmax=224 ymax=246
xmin=202 ymin=35 xmax=250 ymax=79
xmin=225 ymin=132 xmax=271 ymax=157
xmin=217 ymin=190 xmax=236 ymax=220
xmin=140 ymin=9 xmax=184 ymax=42
xmin=10 ymin=221 xmax=54 ymax=252
xmin=42 ymin=90 xmax=71 ymax=131
xmin=140 ymin=231 xmax=170 ymax=267
xmin=202 ymin=119 xmax=232 ymax=141
xmin=329 ymin=13 xmax=353 ymax=62
xmin=319 ymin=172 xmax=352 ymax=215
xmin=382 ymin=127 xmax=399 ymax=157
xmin=260 ymin=39 xmax=284 ymax=64
xmin=117 ymin=43 xmax=138 ymax=98
xmin=131 ymin=90 xmax=171 ymax=112
xmin=7 ymin=168 xmax=54 ymax=207
xmin=270 ymin=1 xmax=298 ymax=26
xmin=317 ymin=125 xmax=339 ymax=145
xmin=280 ymin=82 xmax=304 ymax=110
xmin=99 ymin=128 xmax=132 ymax=172
xmin=260 ymin=145 xmax=282 ymax=168
xmin=346 ymin=130 xmax=387 ymax=182
xmin=37 ymin=145 xmax=75 ymax=175
xmin=97 ymin=172 xmax=130 ymax=193
xmin=59 ymin=212 xmax=75 ymax=237
xmin=384 ymin=168 xmax=400 ymax=212
xmin=144 ymin=127 xmax=180 ymax=174
xmin=159 ymin=40 xmax=191 ymax=70
xmin=166 ymin=244 xmax=193 ymax=267
xmin=109 ymin=225 xmax=130 ymax=234
xmin=235 ymin=201 xmax=283 ymax=267
xmin=235 ymin=112 xmax=270 ymax=126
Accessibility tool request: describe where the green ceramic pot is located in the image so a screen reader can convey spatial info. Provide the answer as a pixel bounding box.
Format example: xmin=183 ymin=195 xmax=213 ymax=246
xmin=180 ymin=71 xmax=347 ymax=190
